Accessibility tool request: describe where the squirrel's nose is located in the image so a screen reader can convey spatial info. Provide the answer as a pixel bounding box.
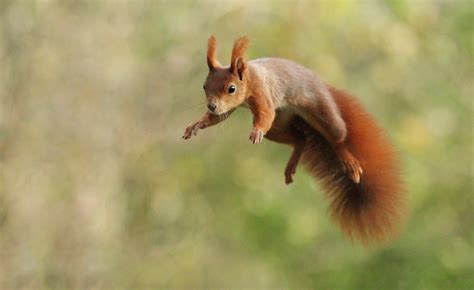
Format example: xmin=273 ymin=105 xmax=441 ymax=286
xmin=207 ymin=102 xmax=217 ymax=112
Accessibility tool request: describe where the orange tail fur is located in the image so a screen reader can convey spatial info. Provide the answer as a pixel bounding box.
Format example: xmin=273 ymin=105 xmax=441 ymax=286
xmin=299 ymin=86 xmax=406 ymax=245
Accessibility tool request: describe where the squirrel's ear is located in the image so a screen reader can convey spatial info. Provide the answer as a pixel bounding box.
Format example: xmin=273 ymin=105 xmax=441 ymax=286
xmin=207 ymin=35 xmax=220 ymax=70
xmin=230 ymin=36 xmax=249 ymax=80
xmin=232 ymin=57 xmax=246 ymax=81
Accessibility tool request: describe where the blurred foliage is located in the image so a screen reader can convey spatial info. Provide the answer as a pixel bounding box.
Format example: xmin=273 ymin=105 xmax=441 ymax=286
xmin=0 ymin=0 xmax=473 ymax=289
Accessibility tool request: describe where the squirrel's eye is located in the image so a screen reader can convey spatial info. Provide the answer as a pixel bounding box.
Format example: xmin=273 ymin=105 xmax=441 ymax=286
xmin=228 ymin=85 xmax=236 ymax=94
xmin=203 ymin=85 xmax=206 ymax=90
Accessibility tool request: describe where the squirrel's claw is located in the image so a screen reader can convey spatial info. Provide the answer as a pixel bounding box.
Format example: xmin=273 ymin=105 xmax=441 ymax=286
xmin=284 ymin=164 xmax=297 ymax=185
xmin=341 ymin=156 xmax=363 ymax=184
xmin=249 ymin=128 xmax=264 ymax=144
xmin=183 ymin=122 xmax=202 ymax=140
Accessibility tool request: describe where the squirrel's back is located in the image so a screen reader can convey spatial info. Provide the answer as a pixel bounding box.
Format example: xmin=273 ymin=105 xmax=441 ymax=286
xmin=248 ymin=58 xmax=332 ymax=107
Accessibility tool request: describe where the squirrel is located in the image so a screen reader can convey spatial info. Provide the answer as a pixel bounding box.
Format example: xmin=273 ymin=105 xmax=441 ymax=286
xmin=182 ymin=36 xmax=406 ymax=245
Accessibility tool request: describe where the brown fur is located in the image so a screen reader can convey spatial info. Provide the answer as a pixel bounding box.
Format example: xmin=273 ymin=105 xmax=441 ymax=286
xmin=297 ymin=87 xmax=406 ymax=245
xmin=183 ymin=36 xmax=406 ymax=245
xmin=230 ymin=37 xmax=249 ymax=78
xmin=207 ymin=36 xmax=220 ymax=70
xmin=231 ymin=36 xmax=250 ymax=64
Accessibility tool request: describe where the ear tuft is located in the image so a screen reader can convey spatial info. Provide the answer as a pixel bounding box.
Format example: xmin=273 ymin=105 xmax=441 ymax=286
xmin=230 ymin=36 xmax=249 ymax=79
xmin=207 ymin=35 xmax=220 ymax=70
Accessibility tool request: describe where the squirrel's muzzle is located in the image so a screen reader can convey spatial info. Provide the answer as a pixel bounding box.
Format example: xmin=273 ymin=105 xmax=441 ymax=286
xmin=207 ymin=99 xmax=217 ymax=112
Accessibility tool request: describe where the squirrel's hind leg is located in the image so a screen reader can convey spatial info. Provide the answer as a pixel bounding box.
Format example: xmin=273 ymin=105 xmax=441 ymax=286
xmin=265 ymin=128 xmax=306 ymax=185
xmin=294 ymin=101 xmax=363 ymax=184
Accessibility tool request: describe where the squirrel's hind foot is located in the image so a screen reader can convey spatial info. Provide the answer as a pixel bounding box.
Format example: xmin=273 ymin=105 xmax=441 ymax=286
xmin=340 ymin=153 xmax=363 ymax=184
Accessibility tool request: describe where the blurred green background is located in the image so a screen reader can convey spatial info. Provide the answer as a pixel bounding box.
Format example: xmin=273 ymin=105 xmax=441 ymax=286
xmin=0 ymin=0 xmax=472 ymax=289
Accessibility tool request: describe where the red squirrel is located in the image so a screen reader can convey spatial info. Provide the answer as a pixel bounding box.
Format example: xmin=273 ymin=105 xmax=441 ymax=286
xmin=183 ymin=36 xmax=405 ymax=245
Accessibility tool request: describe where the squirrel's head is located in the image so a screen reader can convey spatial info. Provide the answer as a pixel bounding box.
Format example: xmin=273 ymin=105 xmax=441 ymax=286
xmin=203 ymin=36 xmax=249 ymax=115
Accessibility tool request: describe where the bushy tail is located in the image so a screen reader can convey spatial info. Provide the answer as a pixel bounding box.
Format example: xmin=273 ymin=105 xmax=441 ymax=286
xmin=299 ymin=86 xmax=406 ymax=245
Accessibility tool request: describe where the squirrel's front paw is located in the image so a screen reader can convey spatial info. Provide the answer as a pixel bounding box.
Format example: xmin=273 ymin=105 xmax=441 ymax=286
xmin=182 ymin=122 xmax=202 ymax=140
xmin=249 ymin=128 xmax=264 ymax=144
